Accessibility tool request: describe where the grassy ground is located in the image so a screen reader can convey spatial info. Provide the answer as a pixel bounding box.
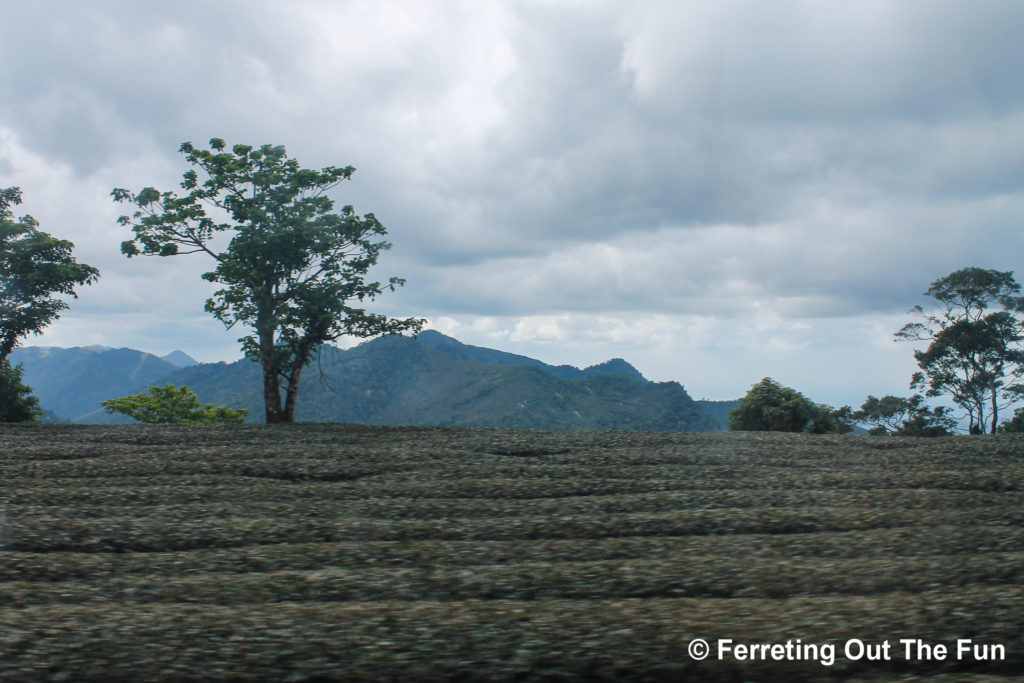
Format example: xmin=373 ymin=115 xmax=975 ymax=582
xmin=1 ymin=423 xmax=1023 ymax=681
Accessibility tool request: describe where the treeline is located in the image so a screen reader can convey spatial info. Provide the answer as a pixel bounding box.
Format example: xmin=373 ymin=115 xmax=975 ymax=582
xmin=728 ymin=267 xmax=1024 ymax=436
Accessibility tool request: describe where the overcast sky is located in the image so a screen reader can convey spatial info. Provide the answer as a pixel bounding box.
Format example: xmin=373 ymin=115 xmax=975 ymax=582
xmin=3 ymin=1 xmax=1023 ymax=407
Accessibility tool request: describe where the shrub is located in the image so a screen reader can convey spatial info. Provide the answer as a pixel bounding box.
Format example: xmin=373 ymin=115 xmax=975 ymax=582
xmin=728 ymin=377 xmax=851 ymax=434
xmin=999 ymin=407 xmax=1024 ymax=433
xmin=101 ymin=383 xmax=248 ymax=424
xmin=0 ymin=360 xmax=41 ymax=422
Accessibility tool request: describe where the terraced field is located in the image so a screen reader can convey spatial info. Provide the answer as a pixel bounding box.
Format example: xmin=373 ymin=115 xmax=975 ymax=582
xmin=2 ymin=423 xmax=1023 ymax=681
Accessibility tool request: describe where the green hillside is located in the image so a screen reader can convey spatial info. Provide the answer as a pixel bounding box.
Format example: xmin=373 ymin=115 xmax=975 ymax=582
xmin=164 ymin=334 xmax=717 ymax=431
xmin=416 ymin=330 xmax=647 ymax=381
xmin=695 ymin=399 xmax=742 ymax=430
xmin=9 ymin=333 xmax=719 ymax=431
xmin=9 ymin=346 xmax=180 ymax=421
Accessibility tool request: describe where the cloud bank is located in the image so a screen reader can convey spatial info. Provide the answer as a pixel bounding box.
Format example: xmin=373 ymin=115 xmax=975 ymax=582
xmin=2 ymin=1 xmax=1022 ymax=404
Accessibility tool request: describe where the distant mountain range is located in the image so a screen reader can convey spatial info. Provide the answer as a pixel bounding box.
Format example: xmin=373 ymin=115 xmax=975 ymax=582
xmin=9 ymin=346 xmax=194 ymax=421
xmin=10 ymin=331 xmax=736 ymax=431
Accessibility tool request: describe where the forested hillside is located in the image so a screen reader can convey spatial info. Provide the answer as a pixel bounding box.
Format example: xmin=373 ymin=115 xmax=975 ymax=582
xmin=10 ymin=347 xmax=180 ymax=421
xmin=163 ymin=334 xmax=717 ymax=431
xmin=12 ymin=333 xmax=720 ymax=431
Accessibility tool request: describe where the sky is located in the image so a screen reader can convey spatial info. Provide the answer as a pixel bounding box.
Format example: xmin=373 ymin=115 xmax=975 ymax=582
xmin=2 ymin=1 xmax=1023 ymax=408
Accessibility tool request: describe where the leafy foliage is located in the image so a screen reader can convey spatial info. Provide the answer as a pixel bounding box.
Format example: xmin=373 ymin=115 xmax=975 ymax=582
xmin=0 ymin=187 xmax=99 ymax=365
xmin=112 ymin=139 xmax=422 ymax=423
xmin=101 ymin=383 xmax=248 ymax=424
xmin=998 ymin=407 xmax=1024 ymax=433
xmin=0 ymin=359 xmax=41 ymax=422
xmin=727 ymin=377 xmax=852 ymax=433
xmin=852 ymin=394 xmax=956 ymax=437
xmin=897 ymin=267 xmax=1024 ymax=434
xmin=806 ymin=403 xmax=854 ymax=435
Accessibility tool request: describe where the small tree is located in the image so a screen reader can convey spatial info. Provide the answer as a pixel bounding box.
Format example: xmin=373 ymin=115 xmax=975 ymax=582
xmin=101 ymin=383 xmax=248 ymax=424
xmin=1 ymin=186 xmax=99 ymax=366
xmin=0 ymin=360 xmax=42 ymax=422
xmin=896 ymin=267 xmax=1024 ymax=434
xmin=852 ymin=394 xmax=956 ymax=437
xmin=113 ymin=140 xmax=422 ymax=423
xmin=728 ymin=377 xmax=851 ymax=433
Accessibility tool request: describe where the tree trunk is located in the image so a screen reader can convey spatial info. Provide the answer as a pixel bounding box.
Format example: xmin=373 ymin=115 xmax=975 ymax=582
xmin=283 ymin=362 xmax=304 ymax=422
xmin=991 ymin=389 xmax=999 ymax=434
xmin=259 ymin=325 xmax=284 ymax=424
xmin=283 ymin=339 xmax=315 ymax=422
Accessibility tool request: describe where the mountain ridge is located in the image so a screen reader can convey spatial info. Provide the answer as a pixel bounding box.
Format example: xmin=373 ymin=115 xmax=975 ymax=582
xmin=10 ymin=346 xmax=180 ymax=421
xmin=158 ymin=334 xmax=717 ymax=431
xmin=415 ymin=330 xmax=647 ymax=381
xmin=11 ymin=332 xmax=722 ymax=431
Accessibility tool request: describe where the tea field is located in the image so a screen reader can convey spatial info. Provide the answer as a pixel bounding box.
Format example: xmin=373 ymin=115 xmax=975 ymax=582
xmin=1 ymin=423 xmax=1023 ymax=681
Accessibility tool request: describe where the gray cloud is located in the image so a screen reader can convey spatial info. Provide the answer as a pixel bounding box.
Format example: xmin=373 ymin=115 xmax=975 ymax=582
xmin=2 ymin=0 xmax=1022 ymax=402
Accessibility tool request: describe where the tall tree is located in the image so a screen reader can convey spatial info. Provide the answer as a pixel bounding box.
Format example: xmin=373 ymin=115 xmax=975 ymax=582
xmin=896 ymin=267 xmax=1024 ymax=434
xmin=1 ymin=186 xmax=99 ymax=366
xmin=113 ymin=139 xmax=422 ymax=423
xmin=1 ymin=187 xmax=98 ymax=422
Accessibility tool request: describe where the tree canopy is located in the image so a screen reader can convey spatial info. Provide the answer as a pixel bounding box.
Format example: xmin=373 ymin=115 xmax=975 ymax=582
xmin=101 ymin=384 xmax=248 ymax=424
xmin=727 ymin=377 xmax=852 ymax=434
xmin=0 ymin=186 xmax=99 ymax=367
xmin=852 ymin=394 xmax=955 ymax=437
xmin=113 ymin=139 xmax=422 ymax=423
xmin=998 ymin=407 xmax=1024 ymax=433
xmin=1 ymin=186 xmax=97 ymax=422
xmin=896 ymin=267 xmax=1024 ymax=434
xmin=0 ymin=360 xmax=42 ymax=422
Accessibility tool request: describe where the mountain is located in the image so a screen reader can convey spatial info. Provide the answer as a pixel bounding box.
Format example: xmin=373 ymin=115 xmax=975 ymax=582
xmin=9 ymin=346 xmax=180 ymax=421
xmin=579 ymin=358 xmax=647 ymax=382
xmin=416 ymin=330 xmax=647 ymax=381
xmin=695 ymin=399 xmax=742 ymax=430
xmin=160 ymin=350 xmax=199 ymax=368
xmin=157 ymin=333 xmax=716 ymax=431
xmin=10 ymin=332 xmax=721 ymax=431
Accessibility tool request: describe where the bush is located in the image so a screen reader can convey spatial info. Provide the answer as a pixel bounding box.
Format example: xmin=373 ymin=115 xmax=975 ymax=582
xmin=999 ymin=407 xmax=1024 ymax=433
xmin=727 ymin=377 xmax=851 ymax=434
xmin=0 ymin=360 xmax=41 ymax=422
xmin=101 ymin=383 xmax=248 ymax=424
